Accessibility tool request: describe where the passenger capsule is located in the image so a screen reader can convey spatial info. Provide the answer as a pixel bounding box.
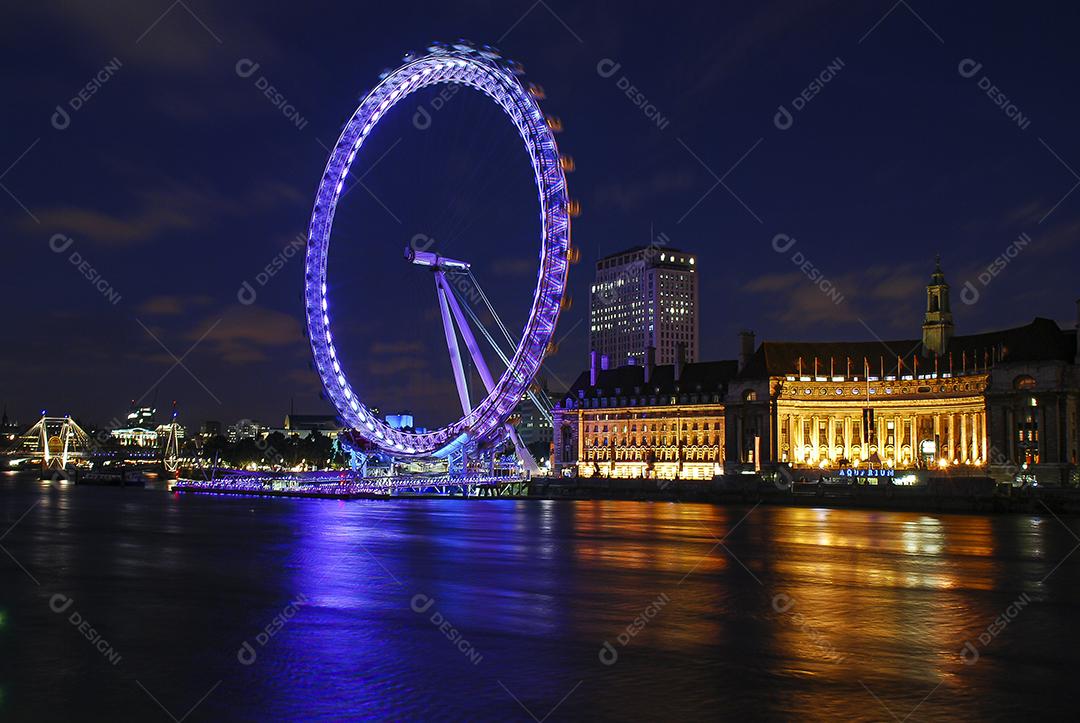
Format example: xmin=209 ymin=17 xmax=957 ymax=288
xmin=545 ymin=115 xmax=564 ymax=132
xmin=559 ymin=154 xmax=575 ymax=172
xmin=567 ymin=199 xmax=581 ymax=218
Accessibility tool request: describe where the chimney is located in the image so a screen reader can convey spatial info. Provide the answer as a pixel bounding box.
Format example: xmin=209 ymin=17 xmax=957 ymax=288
xmin=589 ymin=350 xmax=599 ymax=386
xmin=675 ymin=342 xmax=687 ymax=381
xmin=644 ymin=345 xmax=656 ymax=384
xmin=600 ymin=354 xmax=610 ymax=371
xmin=739 ymin=330 xmax=755 ymax=372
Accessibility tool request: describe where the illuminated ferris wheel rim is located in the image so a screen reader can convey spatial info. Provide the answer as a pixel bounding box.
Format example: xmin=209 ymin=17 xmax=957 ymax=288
xmin=304 ymin=42 xmax=571 ymax=458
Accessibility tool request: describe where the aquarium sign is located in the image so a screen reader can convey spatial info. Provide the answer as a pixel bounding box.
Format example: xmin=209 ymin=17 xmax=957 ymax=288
xmin=834 ymin=468 xmax=895 ymax=478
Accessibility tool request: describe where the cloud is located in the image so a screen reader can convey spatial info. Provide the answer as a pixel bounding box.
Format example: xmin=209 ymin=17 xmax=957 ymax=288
xmin=9 ymin=2 xmax=276 ymax=73
xmin=743 ymin=262 xmax=927 ymax=332
xmin=23 ymin=180 xmax=305 ymax=246
xmin=188 ymin=305 xmax=306 ymax=365
xmin=30 ymin=205 xmax=200 ymax=246
xmin=137 ymin=294 xmax=213 ymax=316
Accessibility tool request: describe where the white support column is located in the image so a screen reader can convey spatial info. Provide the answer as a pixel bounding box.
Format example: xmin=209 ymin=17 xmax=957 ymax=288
xmin=795 ymin=415 xmax=804 ymax=463
xmin=827 ymin=415 xmax=836 ymax=464
xmin=961 ymin=412 xmax=969 ymax=464
xmin=436 ymin=277 xmax=471 ymax=417
xmin=933 ymin=415 xmax=941 ymax=459
xmin=981 ymin=411 xmax=988 ymax=463
xmin=844 ymin=416 xmax=852 ymax=461
xmin=437 ymin=271 xmax=540 ymax=475
xmin=947 ymin=413 xmax=956 ymax=462
xmin=894 ymin=414 xmax=902 ymax=464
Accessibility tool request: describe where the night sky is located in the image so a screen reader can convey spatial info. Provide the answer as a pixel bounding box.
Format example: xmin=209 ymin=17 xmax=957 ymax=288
xmin=4 ymin=1 xmax=1080 ymax=430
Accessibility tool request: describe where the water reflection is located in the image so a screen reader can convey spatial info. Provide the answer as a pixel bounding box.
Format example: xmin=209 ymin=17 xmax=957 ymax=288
xmin=1 ymin=474 xmax=1078 ymax=720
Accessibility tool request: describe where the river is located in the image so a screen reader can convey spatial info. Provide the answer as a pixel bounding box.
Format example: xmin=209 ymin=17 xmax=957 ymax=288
xmin=1 ymin=471 xmax=1077 ymax=721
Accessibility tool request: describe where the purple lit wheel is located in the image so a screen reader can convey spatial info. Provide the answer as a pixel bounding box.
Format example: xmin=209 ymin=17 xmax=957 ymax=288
xmin=304 ymin=43 xmax=571 ymax=458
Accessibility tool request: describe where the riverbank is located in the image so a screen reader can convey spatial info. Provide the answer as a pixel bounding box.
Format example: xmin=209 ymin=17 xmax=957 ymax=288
xmin=167 ymin=474 xmax=1080 ymax=515
xmin=528 ymin=476 xmax=1080 ymax=514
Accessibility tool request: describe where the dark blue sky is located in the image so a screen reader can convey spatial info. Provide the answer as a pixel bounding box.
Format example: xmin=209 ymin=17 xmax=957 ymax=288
xmin=3 ymin=0 xmax=1079 ymax=429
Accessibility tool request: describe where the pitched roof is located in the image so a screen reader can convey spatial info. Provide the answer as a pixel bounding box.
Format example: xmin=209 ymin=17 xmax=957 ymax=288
xmin=561 ymin=359 xmax=739 ymax=401
xmin=738 ymin=318 xmax=1077 ymax=378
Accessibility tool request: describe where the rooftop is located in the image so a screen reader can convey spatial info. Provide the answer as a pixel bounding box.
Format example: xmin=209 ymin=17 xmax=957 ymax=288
xmin=738 ymin=317 xmax=1077 ymax=378
xmin=560 ymin=359 xmax=739 ymax=404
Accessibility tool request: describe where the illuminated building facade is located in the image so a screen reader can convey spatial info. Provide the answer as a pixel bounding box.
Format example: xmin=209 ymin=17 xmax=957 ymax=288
xmin=228 ymin=419 xmax=267 ymax=443
xmin=111 ymin=406 xmax=157 ymax=447
xmin=553 ymin=350 xmax=736 ymax=479
xmin=728 ymin=264 xmax=1080 ymax=485
xmin=513 ymin=396 xmax=553 ymax=447
xmin=589 ymin=245 xmax=699 ymax=367
xmin=557 ymin=261 xmax=1080 ymax=485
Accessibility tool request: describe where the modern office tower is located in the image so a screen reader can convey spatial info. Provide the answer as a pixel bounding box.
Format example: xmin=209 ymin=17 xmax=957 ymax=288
xmin=589 ymin=245 xmax=699 ymax=366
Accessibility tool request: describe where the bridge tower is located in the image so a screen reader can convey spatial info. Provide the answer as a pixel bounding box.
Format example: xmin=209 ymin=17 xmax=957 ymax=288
xmin=161 ymin=402 xmax=181 ymax=474
xmin=5 ymin=414 xmax=93 ymax=470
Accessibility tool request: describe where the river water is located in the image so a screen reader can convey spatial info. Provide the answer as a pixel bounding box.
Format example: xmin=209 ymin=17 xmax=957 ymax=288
xmin=1 ymin=470 xmax=1077 ymax=721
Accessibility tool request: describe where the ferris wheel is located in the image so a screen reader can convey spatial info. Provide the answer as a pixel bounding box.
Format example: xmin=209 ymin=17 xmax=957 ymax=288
xmin=304 ymin=41 xmax=578 ymax=468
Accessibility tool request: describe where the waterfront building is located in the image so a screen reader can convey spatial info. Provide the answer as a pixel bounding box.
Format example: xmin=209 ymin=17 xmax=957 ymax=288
xmin=282 ymin=413 xmax=343 ymax=439
xmin=729 ymin=262 xmax=1079 ymax=485
xmin=512 ymin=379 xmax=554 ymax=447
xmin=228 ymin=419 xmax=266 ymax=443
xmin=1 ymin=406 xmax=18 ymax=442
xmin=385 ymin=413 xmax=414 ymax=431
xmin=111 ymin=406 xmax=158 ymax=447
xmin=553 ymin=348 xmax=736 ymax=479
xmin=154 ymin=422 xmax=186 ymax=442
xmin=555 ymin=261 xmax=1080 ymax=485
xmin=589 ymin=245 xmax=699 ymax=367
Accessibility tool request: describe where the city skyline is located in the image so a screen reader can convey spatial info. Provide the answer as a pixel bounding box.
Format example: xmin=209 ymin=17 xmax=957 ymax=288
xmin=5 ymin=2 xmax=1080 ymax=430
xmin=6 ymin=4 xmax=1080 ymax=720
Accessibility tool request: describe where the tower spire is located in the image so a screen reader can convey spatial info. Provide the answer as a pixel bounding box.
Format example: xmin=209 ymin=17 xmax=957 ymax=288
xmin=922 ymin=255 xmax=953 ymax=356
